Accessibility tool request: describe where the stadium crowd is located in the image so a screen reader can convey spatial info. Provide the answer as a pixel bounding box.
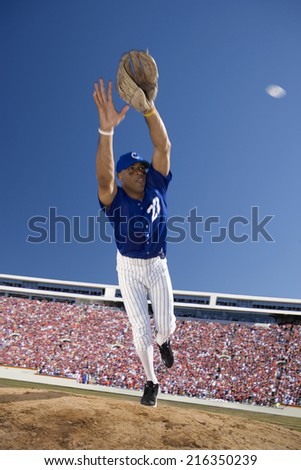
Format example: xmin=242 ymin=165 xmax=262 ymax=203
xmin=0 ymin=296 xmax=300 ymax=407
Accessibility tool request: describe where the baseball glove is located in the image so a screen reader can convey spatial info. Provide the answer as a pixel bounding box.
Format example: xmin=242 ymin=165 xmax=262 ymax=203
xmin=116 ymin=50 xmax=158 ymax=113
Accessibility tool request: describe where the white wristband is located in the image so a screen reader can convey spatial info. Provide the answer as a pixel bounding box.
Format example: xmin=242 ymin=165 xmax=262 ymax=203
xmin=98 ymin=128 xmax=114 ymax=136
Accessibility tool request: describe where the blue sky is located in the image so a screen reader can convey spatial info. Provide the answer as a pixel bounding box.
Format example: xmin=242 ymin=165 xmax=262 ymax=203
xmin=1 ymin=0 xmax=301 ymax=299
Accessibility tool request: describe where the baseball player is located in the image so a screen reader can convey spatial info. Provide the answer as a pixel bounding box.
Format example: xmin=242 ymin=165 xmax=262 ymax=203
xmin=93 ymin=58 xmax=176 ymax=407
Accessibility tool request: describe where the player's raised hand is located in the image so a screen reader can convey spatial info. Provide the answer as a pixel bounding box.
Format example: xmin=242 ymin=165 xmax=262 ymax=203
xmin=93 ymin=79 xmax=129 ymax=133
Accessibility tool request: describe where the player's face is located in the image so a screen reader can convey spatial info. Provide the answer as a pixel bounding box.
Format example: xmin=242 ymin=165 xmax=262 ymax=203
xmin=126 ymin=163 xmax=147 ymax=176
xmin=118 ymin=163 xmax=147 ymax=198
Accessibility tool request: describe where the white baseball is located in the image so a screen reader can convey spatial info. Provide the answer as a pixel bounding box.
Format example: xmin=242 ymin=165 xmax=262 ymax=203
xmin=265 ymin=84 xmax=287 ymax=98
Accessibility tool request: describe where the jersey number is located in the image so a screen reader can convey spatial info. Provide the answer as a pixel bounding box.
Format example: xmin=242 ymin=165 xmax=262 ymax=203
xmin=147 ymin=197 xmax=161 ymax=222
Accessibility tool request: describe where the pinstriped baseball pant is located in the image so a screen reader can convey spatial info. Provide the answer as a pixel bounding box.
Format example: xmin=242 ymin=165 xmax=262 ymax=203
xmin=116 ymin=251 xmax=176 ymax=352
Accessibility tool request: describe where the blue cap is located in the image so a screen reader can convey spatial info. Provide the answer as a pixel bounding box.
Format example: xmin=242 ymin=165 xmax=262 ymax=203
xmin=116 ymin=151 xmax=150 ymax=174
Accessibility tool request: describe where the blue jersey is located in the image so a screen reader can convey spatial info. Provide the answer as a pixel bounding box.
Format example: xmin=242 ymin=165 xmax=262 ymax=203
xmin=99 ymin=165 xmax=172 ymax=259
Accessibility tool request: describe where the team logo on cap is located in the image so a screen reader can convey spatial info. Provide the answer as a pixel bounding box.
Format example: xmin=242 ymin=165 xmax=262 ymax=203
xmin=131 ymin=152 xmax=140 ymax=159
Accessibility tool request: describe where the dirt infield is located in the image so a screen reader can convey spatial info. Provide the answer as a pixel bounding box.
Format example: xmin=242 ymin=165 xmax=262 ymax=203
xmin=1 ymin=386 xmax=301 ymax=450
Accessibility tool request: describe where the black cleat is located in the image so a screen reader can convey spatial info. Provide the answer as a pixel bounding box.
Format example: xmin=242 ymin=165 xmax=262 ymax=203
xmin=158 ymin=340 xmax=174 ymax=368
xmin=140 ymin=381 xmax=159 ymax=407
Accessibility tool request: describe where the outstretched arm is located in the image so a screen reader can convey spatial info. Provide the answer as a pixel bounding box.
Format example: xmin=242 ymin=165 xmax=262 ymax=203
xmin=144 ymin=107 xmax=171 ymax=177
xmin=93 ymin=79 xmax=129 ymax=207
